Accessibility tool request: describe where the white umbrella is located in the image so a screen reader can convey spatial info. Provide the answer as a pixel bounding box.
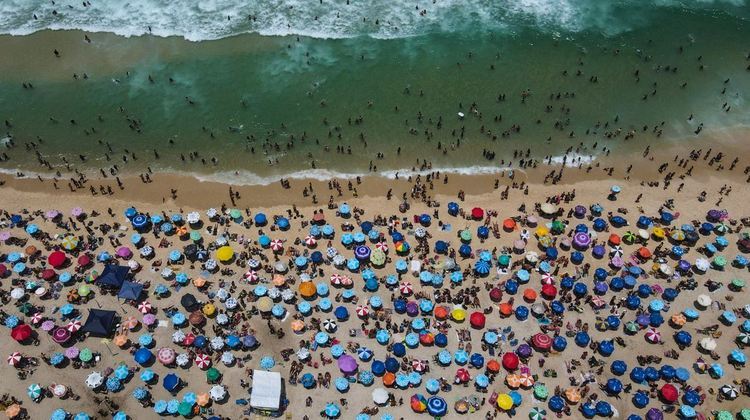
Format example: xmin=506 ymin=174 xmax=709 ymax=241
xmin=323 ymin=319 xmax=337 ymax=332
xmin=700 ymin=337 xmax=717 ymax=351
xmin=186 ymin=212 xmax=200 ymax=224
xmin=540 ymin=203 xmax=558 ymax=215
xmin=525 ymin=251 xmax=539 ymax=263
xmin=10 ymin=288 xmax=25 ymax=299
xmin=720 ymin=384 xmax=738 ymax=400
xmin=175 ymin=353 xmax=190 ymax=367
xmin=297 ymin=348 xmax=310 ymax=360
xmin=140 ymin=246 xmax=154 ymax=257
xmin=247 ymin=259 xmax=260 ymax=269
xmin=127 ymin=260 xmax=140 ymax=270
xmin=205 ymin=259 xmax=218 ymax=271
xmin=281 ymin=289 xmax=295 ymax=302
xmin=86 ymin=372 xmax=104 ymax=388
xmin=372 ymin=388 xmax=389 ymax=405
xmin=267 ymin=288 xmax=281 ymax=300
xmin=216 ymin=314 xmax=229 ymax=325
xmin=332 ymin=255 xmax=346 ymax=266
xmin=659 ymin=264 xmax=672 ymax=275
xmin=216 ymin=288 xmax=229 ymax=301
xmin=206 ymin=208 xmax=218 ymax=219
xmin=52 ymin=384 xmax=67 ymax=397
xmin=696 ymin=294 xmax=712 ymax=308
xmin=694 ymin=258 xmax=710 ymax=272
xmin=160 ymin=267 xmax=173 ymax=278
xmin=172 ymin=330 xmax=186 ymax=343
xmin=214 ymin=236 xmax=228 ymax=246
xmin=209 ymin=385 xmax=226 ymax=401
xmin=221 ymin=352 xmax=235 ymax=365
xmin=210 ymin=337 xmax=225 ymax=350
xmin=274 ymin=261 xmax=288 ymax=272
xmin=225 ymin=297 xmax=238 ymax=310
xmin=415 ymin=227 xmax=426 ymax=238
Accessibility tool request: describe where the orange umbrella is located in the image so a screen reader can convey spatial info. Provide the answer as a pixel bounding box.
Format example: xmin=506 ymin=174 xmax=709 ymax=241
xmin=122 ymin=316 xmax=139 ymax=330
xmin=193 ymin=276 xmax=207 ymax=288
xmin=272 ymin=274 xmax=286 ymax=287
xmin=503 ymin=219 xmax=516 ymax=230
xmin=5 ymin=404 xmax=21 ymax=418
xmin=196 ymin=392 xmax=210 ymax=406
xmin=638 ymin=247 xmax=652 ymax=259
xmin=506 ymin=374 xmax=521 ymax=388
xmin=670 ymin=313 xmax=687 ymax=326
xmin=522 ymin=288 xmax=538 ymax=302
xmin=25 ymin=245 xmax=38 ymax=256
xmin=608 ymin=234 xmax=621 ymax=245
xmin=434 ymin=306 xmax=449 ymax=320
xmin=299 ymin=282 xmax=316 ymax=298
xmin=383 ymin=372 xmax=396 ymax=387
xmin=291 ymin=320 xmax=305 ymax=333
xmin=486 ymin=359 xmax=501 ymax=373
xmin=176 ymin=226 xmax=188 ymax=236
xmin=499 ymin=302 xmax=513 ymax=317
xmin=114 ymin=334 xmax=129 ymax=347
xmin=565 ymin=387 xmax=581 ymax=403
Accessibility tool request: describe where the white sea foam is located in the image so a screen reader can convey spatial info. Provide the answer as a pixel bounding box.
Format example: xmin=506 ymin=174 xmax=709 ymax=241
xmin=0 ymin=0 xmax=745 ymax=41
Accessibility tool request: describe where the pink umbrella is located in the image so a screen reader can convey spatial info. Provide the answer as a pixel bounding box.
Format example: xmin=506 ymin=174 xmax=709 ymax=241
xmin=52 ymin=327 xmax=71 ymax=344
xmin=71 ymin=207 xmax=84 ymax=217
xmin=116 ymin=247 xmax=132 ymax=259
xmin=304 ymin=236 xmax=317 ymax=247
xmin=270 ymin=239 xmax=283 ymax=252
xmin=0 ymin=232 xmax=11 ymax=241
xmin=41 ymin=320 xmax=56 ymax=331
xmin=138 ymin=301 xmax=153 ymax=314
xmin=7 ymin=352 xmax=22 ymax=366
xmin=340 ymin=276 xmax=353 ymax=286
xmin=195 ymin=353 xmax=211 ymax=369
xmin=31 ymin=313 xmax=44 ymax=324
xmin=591 ymin=296 xmax=606 ymax=308
xmin=243 ymin=270 xmax=258 ymax=283
xmin=143 ymin=314 xmax=157 ymax=326
xmin=375 ymin=242 xmax=388 ymax=252
xmin=610 ymin=256 xmax=624 ymax=268
xmin=66 ymin=320 xmax=81 ymax=332
xmin=330 ymin=274 xmax=342 ymax=286
xmin=64 ymin=347 xmax=80 ymax=359
xmin=541 ymin=273 xmax=555 ymax=285
xmin=46 ymin=210 xmax=60 ymax=219
xmin=645 ymin=327 xmax=661 ymax=343
xmin=513 ymin=240 xmax=526 ymax=251
xmin=157 ymin=347 xmax=176 ymax=365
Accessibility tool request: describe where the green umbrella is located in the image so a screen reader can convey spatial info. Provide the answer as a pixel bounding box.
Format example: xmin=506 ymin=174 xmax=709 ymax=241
xmin=731 ymin=278 xmax=746 ymax=289
xmin=229 ymin=209 xmax=242 ymax=219
xmin=716 ymin=411 xmax=733 ymax=420
xmin=738 ymin=332 xmax=750 ymax=346
xmin=190 ymin=231 xmax=202 ymax=242
xmin=623 ymin=231 xmax=636 ymax=243
xmin=533 ymin=384 xmax=548 ymax=399
xmin=78 ymin=284 xmax=91 ymax=297
xmin=79 ymin=348 xmax=93 ymax=362
xmin=625 ymin=321 xmax=639 ymax=334
xmin=460 ymin=230 xmax=472 ymax=242
xmin=17 ymin=302 xmax=33 ymax=315
xmin=178 ymin=401 xmax=193 ymax=417
xmin=206 ymin=367 xmax=221 ymax=383
xmin=551 ymin=220 xmax=565 ymax=234
xmin=529 ymin=407 xmax=547 ymax=420
xmin=713 ymin=255 xmax=727 ymax=268
xmin=715 ymin=223 xmax=729 ymax=233
xmin=498 ymin=254 xmax=511 ymax=266
xmin=740 ymin=409 xmax=750 ymax=420
xmin=27 ymin=383 xmax=42 ymax=399
xmin=370 ymin=249 xmax=386 ymax=266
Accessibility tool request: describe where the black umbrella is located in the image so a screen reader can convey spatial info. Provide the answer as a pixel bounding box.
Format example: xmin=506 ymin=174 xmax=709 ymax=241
xmin=180 ymin=293 xmax=199 ymax=312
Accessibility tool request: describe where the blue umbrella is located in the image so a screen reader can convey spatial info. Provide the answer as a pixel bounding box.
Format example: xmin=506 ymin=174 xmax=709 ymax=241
xmin=644 ymin=367 xmax=659 ymax=382
xmin=392 ymin=342 xmax=406 ymax=357
xmin=114 ymin=364 xmax=130 ymax=380
xmin=581 ymin=403 xmax=596 ymax=418
xmin=376 ymin=329 xmax=390 ymax=344
xmin=50 ymin=409 xmax=67 ymax=420
xmin=682 ymin=390 xmax=700 ymax=406
xmin=260 ymin=356 xmax=275 ymax=369
xmin=629 ymin=367 xmax=645 ymax=383
xmin=395 ymin=373 xmax=409 ymax=388
xmin=300 ymin=373 xmax=315 ymax=388
xmin=153 ymin=400 xmax=167 ymax=414
xmin=474 ymin=259 xmax=490 ymax=275
xmin=484 ymin=331 xmax=499 ymax=345
xmin=611 ymin=360 xmax=627 ymax=376
xmin=454 ymin=349 xmax=469 ymax=365
xmin=680 ymin=405 xmax=696 ymax=418
xmin=106 ymin=377 xmax=122 ymax=392
xmin=598 ymin=340 xmax=615 ymax=356
xmin=606 ymin=378 xmax=622 ymax=394
xmin=132 ymin=387 xmax=149 ymax=400
xmin=335 ymin=377 xmax=349 ymax=392
xmin=166 ymin=399 xmax=179 ymax=414
xmin=475 ymin=374 xmax=489 ymax=388
xmin=434 ymin=333 xmax=448 ymax=347
xmin=438 ymin=350 xmax=452 ymax=365
xmin=4 ymin=315 xmax=19 ymax=328
xmin=371 ymin=361 xmax=385 ymax=376
xmin=425 ymin=378 xmax=440 ymax=394
xmin=549 ymin=395 xmax=565 ymax=412
xmin=470 ymin=353 xmax=484 ymax=368
xmin=575 ymin=332 xmax=590 ymax=347
xmin=318 ymin=298 xmax=332 ymax=311
xmin=632 ymin=391 xmax=649 ymax=408
xmin=606 ymin=315 xmax=621 ymax=330
xmin=50 ymin=352 xmax=65 ymax=366
xmin=404 ymin=333 xmax=419 ymax=347
xmin=324 ymin=403 xmax=340 ymax=418
xmin=334 ymin=306 xmax=349 ymax=320
xmin=182 ymin=392 xmax=196 ymax=405
xmin=330 ymin=344 xmax=345 ymax=358
xmin=426 ymin=396 xmax=447 ymax=417
xmin=553 ymin=336 xmax=567 ymax=351
xmin=595 ymin=401 xmax=612 ymax=417
xmin=675 ymin=331 xmax=692 ymax=346
xmin=675 ymin=367 xmax=691 ymax=382
xmin=162 ymin=373 xmax=179 ymax=392
xmin=358 ymin=370 xmax=374 ymax=385
xmin=171 ymin=312 xmax=186 ymax=326
xmin=140 ymin=368 xmax=155 ymax=383
xmin=385 ymin=357 xmax=399 ymax=373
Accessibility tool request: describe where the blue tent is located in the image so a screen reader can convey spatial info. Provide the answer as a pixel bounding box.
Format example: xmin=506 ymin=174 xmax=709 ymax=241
xmin=117 ymin=281 xmax=144 ymax=301
xmin=81 ymin=309 xmax=116 ymax=337
xmin=163 ymin=373 xmax=179 ymax=392
xmin=95 ymin=265 xmax=130 ymax=288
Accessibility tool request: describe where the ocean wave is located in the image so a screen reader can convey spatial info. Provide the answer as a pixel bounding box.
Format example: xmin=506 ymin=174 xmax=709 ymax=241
xmin=0 ymin=0 xmax=746 ymax=41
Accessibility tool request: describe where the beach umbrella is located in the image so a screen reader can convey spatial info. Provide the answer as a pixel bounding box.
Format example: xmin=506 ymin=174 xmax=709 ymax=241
xmin=529 ymin=407 xmax=547 ymax=420
xmin=260 ymin=356 xmax=276 ymax=369
xmin=209 ymin=385 xmax=226 ymax=402
xmin=548 ymin=395 xmax=565 ymax=412
xmin=427 ymin=396 xmax=447 ymax=416
xmin=206 ymin=367 xmax=221 ymax=382
xmin=564 ymin=387 xmax=581 ymax=403
xmin=105 ymin=377 xmax=121 ymax=392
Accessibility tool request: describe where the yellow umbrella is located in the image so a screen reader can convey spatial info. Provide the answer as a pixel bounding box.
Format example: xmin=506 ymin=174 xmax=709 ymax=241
xmin=652 ymin=227 xmax=666 ymax=239
xmin=216 ymin=246 xmax=234 ymax=262
xmin=535 ymin=227 xmax=549 ymax=237
xmin=497 ymin=393 xmax=513 ymax=410
xmin=257 ymin=296 xmax=273 ymax=312
xmin=202 ymin=303 xmax=216 ymax=316
xmin=451 ymin=308 xmax=466 ymax=322
xmin=61 ymin=236 xmax=79 ymax=250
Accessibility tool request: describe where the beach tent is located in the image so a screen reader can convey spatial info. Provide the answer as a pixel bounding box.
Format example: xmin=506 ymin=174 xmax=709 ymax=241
xmin=117 ymin=281 xmax=143 ymax=301
xmin=95 ymin=264 xmax=130 ymax=288
xmin=250 ymin=370 xmax=282 ymax=411
xmin=81 ymin=309 xmax=116 ymax=337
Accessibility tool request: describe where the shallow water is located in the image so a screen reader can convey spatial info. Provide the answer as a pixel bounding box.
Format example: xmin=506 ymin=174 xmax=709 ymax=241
xmin=0 ymin=2 xmax=748 ymax=181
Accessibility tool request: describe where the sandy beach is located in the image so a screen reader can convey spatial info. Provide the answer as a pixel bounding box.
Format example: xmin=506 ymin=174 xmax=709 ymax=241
xmin=0 ymin=128 xmax=749 ymax=420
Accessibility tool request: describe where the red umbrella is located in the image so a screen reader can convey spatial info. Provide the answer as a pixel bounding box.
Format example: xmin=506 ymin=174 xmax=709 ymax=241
xmin=660 ymin=384 xmax=678 ymax=403
xmin=52 ymin=327 xmax=71 ymax=344
xmin=541 ymin=284 xmax=557 ymax=299
xmin=48 ymin=251 xmax=66 ymax=268
xmin=195 ymin=353 xmax=211 ymax=369
xmin=77 ymin=255 xmax=91 ymax=267
xmin=502 ymin=352 xmax=519 ymax=371
xmin=455 ymin=368 xmax=470 ymax=383
xmin=183 ymin=333 xmax=196 ymax=346
xmin=471 ymin=207 xmax=484 ymax=220
xmin=489 ymin=288 xmax=503 ymax=302
xmin=419 ymin=333 xmax=434 ymax=346
xmin=11 ymin=325 xmax=32 ymax=342
xmin=41 ymin=269 xmax=56 ymax=280
xmin=469 ymin=312 xmax=486 ymax=329
xmin=532 ymin=333 xmax=552 ymax=350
